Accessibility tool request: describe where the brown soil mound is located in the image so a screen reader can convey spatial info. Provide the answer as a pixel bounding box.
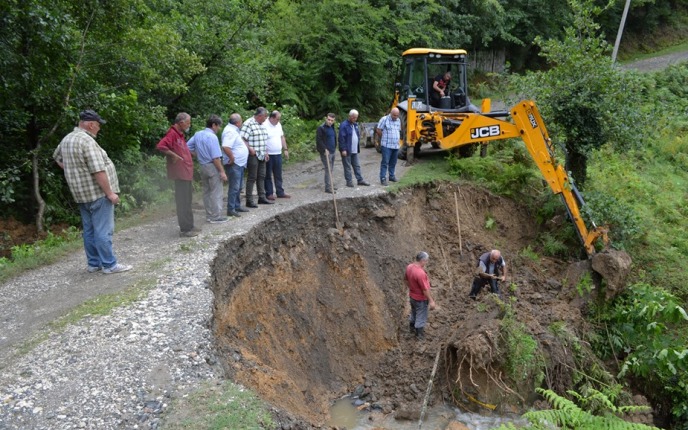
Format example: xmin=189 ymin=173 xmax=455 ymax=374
xmin=210 ymin=183 xmax=605 ymax=427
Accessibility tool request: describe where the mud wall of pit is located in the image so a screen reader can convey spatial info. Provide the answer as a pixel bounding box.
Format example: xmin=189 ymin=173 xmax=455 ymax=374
xmin=210 ymin=192 xmax=424 ymax=423
xmin=209 ymin=183 xmax=572 ymax=425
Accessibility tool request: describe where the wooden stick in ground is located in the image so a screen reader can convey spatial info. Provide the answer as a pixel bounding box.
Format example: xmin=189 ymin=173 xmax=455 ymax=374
xmin=324 ymin=150 xmax=342 ymax=232
xmin=457 ymin=187 xmax=477 ymax=225
xmin=454 ymin=191 xmax=463 ymax=254
xmin=418 ymin=346 xmax=442 ymax=430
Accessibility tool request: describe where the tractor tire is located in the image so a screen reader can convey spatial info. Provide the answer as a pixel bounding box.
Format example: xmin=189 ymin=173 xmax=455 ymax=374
xmin=398 ymin=109 xmax=410 ymax=161
xmin=398 ymin=142 xmax=421 ymax=160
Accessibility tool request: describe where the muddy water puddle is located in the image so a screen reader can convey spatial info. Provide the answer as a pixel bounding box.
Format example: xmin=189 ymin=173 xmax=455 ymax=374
xmin=327 ymin=397 xmax=526 ymax=429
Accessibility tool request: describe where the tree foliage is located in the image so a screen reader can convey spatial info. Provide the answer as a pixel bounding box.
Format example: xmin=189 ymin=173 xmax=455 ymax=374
xmin=509 ymin=0 xmax=649 ymax=187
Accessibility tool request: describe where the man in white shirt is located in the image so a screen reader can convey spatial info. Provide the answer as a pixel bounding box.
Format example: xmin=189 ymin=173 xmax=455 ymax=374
xmin=263 ymin=110 xmax=291 ymax=199
xmin=221 ymin=113 xmax=250 ymax=217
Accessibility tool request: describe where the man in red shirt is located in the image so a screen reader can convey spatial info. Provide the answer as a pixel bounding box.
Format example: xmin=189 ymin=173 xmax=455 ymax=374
xmin=404 ymin=251 xmax=436 ymax=340
xmin=156 ymin=113 xmax=199 ymax=237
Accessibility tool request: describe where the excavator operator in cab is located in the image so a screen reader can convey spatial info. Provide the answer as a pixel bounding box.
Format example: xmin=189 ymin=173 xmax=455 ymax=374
xmin=430 ymin=71 xmax=452 ymax=107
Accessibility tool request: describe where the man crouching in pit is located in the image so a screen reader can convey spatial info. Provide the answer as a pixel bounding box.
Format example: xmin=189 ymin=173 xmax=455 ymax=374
xmin=405 ymin=251 xmax=436 ymax=340
xmin=469 ymin=249 xmax=507 ymax=300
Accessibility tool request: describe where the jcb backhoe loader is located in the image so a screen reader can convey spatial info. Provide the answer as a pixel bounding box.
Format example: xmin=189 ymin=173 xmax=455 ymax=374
xmin=392 ymin=48 xmax=608 ymax=255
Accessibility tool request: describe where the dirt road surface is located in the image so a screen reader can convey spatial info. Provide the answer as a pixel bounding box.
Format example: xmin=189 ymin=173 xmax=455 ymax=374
xmin=621 ymin=50 xmax=688 ymax=72
xmin=0 ymin=148 xmax=410 ymax=429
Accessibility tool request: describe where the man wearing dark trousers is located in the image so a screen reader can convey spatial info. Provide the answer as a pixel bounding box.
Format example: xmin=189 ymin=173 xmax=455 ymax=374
xmin=156 ymin=112 xmax=199 ymax=237
xmin=221 ymin=113 xmax=249 ymax=217
xmin=241 ymin=107 xmax=272 ymax=207
xmin=316 ymin=113 xmax=338 ymax=193
xmin=338 ymin=109 xmax=370 ymax=187
xmin=264 ymin=110 xmax=291 ymax=200
xmin=469 ymin=249 xmax=507 ymax=300
xmin=405 ymin=251 xmax=436 ymax=340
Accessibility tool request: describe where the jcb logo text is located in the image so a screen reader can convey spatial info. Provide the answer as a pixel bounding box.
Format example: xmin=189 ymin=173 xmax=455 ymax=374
xmin=470 ymin=125 xmax=501 ymax=139
xmin=527 ymin=112 xmax=538 ymax=129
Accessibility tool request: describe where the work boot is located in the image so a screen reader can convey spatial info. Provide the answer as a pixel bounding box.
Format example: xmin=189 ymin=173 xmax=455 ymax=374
xmin=415 ymin=327 xmax=425 ymax=340
xmin=246 ymin=200 xmax=258 ymax=208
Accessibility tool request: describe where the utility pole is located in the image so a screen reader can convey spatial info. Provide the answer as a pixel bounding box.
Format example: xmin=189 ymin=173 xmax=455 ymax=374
xmin=612 ymin=0 xmax=632 ymax=65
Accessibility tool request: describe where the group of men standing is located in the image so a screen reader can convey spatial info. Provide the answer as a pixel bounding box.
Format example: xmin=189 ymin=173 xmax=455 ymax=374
xmin=315 ymin=107 xmax=403 ymax=192
xmin=156 ymin=107 xmax=291 ymax=237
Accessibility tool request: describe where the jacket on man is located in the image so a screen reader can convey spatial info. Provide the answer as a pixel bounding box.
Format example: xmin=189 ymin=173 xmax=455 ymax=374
xmin=338 ymin=119 xmax=360 ymax=154
xmin=316 ymin=122 xmax=337 ymax=155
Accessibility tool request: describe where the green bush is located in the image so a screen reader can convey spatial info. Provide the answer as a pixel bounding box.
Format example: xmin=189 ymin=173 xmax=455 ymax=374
xmin=447 ymin=146 xmax=540 ymax=200
xmin=518 ymin=245 xmax=540 ymax=263
xmin=593 ymin=283 xmax=688 ymax=426
xmin=539 ymin=232 xmax=570 ymax=258
xmin=583 ymin=191 xmax=642 ymax=248
xmin=276 ymin=104 xmax=321 ymax=162
xmin=116 ymin=150 xmax=172 ymax=212
xmin=491 ymin=388 xmax=659 ymax=430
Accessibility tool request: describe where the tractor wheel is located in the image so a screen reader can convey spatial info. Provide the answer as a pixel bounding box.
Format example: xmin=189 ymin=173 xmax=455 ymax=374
xmin=398 ymin=109 xmax=410 ymax=162
xmin=398 ymin=145 xmax=407 ymax=160
xmin=398 ymin=142 xmax=421 ymax=161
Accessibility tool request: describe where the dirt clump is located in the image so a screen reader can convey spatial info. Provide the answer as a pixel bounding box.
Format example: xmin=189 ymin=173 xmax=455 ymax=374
xmin=210 ymin=182 xmax=625 ymax=427
xmin=592 ymin=249 xmax=633 ymax=300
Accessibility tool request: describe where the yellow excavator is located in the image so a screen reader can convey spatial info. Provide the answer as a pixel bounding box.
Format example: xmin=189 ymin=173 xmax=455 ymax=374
xmin=392 ymin=48 xmax=608 ymax=255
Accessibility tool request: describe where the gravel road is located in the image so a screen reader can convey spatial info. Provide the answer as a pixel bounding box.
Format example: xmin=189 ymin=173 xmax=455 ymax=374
xmin=620 ymin=50 xmax=688 ymax=72
xmin=0 ymin=149 xmax=407 ymax=429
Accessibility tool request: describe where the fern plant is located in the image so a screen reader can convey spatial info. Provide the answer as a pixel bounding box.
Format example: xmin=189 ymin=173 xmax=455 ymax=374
xmin=491 ymin=388 xmax=659 ymax=430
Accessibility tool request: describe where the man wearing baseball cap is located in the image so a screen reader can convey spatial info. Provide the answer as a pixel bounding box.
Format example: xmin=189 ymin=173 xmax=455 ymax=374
xmin=53 ymin=109 xmax=132 ymax=274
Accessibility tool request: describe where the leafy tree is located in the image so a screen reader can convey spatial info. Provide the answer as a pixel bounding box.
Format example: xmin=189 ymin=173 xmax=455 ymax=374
xmin=0 ymin=0 xmax=202 ymax=230
xmin=510 ymin=0 xmax=648 ymax=187
xmin=152 ymin=0 xmax=274 ymax=115
xmin=267 ymin=0 xmax=393 ymax=117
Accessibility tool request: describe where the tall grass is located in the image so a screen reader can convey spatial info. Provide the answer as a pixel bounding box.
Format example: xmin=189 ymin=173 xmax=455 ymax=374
xmin=587 ymin=137 xmax=688 ymax=299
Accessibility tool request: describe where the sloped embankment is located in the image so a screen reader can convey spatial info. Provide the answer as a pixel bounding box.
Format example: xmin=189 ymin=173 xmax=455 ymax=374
xmin=210 ymin=183 xmax=632 ymax=427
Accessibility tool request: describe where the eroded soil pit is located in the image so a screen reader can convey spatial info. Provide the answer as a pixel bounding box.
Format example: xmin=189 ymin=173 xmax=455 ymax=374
xmin=210 ymin=184 xmax=602 ymax=428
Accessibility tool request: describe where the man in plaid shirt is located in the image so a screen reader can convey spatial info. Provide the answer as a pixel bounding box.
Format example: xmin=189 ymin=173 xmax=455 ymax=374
xmin=240 ymin=107 xmax=272 ymax=207
xmin=53 ymin=110 xmax=132 ymax=274
xmin=375 ymin=107 xmax=401 ymax=186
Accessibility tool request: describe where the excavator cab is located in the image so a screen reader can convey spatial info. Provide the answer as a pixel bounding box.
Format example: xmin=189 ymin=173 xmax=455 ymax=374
xmin=393 ymin=48 xmax=496 ymax=161
xmin=397 ymin=48 xmax=472 ymax=113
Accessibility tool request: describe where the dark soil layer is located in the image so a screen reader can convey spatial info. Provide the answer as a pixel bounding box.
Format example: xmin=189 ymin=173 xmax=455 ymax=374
xmin=210 ymin=183 xmax=641 ymax=428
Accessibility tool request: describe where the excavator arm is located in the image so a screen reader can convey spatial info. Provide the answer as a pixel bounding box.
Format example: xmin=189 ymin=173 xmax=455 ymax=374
xmin=509 ymin=101 xmax=609 ymax=256
xmin=416 ymin=99 xmax=608 ymax=255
